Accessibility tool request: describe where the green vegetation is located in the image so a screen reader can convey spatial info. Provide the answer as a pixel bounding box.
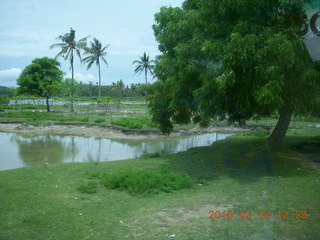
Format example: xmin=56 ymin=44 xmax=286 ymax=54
xmin=111 ymin=117 xmax=156 ymax=129
xmin=0 ymin=128 xmax=319 ymax=239
xmin=83 ymin=38 xmax=109 ymax=100
xmin=132 ymin=52 xmax=155 ymax=84
xmin=17 ymin=57 xmax=63 ymax=112
xmin=102 ymin=169 xmax=193 ymax=195
xmin=0 ymin=94 xmax=9 ymax=106
xmin=77 ymin=181 xmax=98 ymax=194
xmin=149 ymin=0 xmax=320 ymax=148
xmin=50 ymin=28 xmax=88 ymax=112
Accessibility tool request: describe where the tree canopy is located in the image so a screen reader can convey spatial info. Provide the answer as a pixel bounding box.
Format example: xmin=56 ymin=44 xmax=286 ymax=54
xmin=17 ymin=57 xmax=63 ymax=112
xmin=149 ymin=0 xmax=320 ymax=148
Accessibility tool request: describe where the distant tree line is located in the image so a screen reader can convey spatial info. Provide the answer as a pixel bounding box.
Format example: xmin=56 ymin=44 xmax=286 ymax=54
xmin=0 ymin=81 xmax=146 ymax=99
xmin=76 ymin=80 xmax=146 ymax=98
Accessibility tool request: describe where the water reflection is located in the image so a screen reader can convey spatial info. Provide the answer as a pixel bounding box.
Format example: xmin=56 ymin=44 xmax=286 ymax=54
xmin=10 ymin=135 xmax=73 ymax=166
xmin=1 ymin=132 xmax=232 ymax=171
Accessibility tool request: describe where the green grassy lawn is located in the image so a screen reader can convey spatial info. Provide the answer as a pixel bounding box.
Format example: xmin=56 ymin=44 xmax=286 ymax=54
xmin=0 ymin=128 xmax=319 ymax=240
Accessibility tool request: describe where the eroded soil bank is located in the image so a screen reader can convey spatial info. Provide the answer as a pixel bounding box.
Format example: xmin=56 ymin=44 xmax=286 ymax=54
xmin=0 ymin=123 xmax=251 ymax=140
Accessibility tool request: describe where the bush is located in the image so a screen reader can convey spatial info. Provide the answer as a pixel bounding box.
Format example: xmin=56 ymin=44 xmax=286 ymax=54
xmin=94 ymin=118 xmax=105 ymax=123
xmin=0 ymin=94 xmax=9 ymax=106
xmin=111 ymin=118 xmax=143 ymax=129
xmin=111 ymin=117 xmax=157 ymax=129
xmin=77 ymin=181 xmax=98 ymax=194
xmin=233 ymin=130 xmax=271 ymax=138
xmin=80 ymin=117 xmax=90 ymax=123
xmin=140 ymin=152 xmax=160 ymax=158
xmin=101 ymin=169 xmax=193 ymax=195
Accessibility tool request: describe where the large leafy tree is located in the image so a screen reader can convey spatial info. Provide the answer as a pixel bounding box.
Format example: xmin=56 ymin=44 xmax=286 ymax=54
xmin=149 ymin=0 xmax=320 ymax=148
xmin=83 ymin=38 xmax=109 ymax=100
xmin=17 ymin=57 xmax=63 ymax=112
xmin=132 ymin=52 xmax=155 ymax=84
xmin=50 ymin=28 xmax=88 ymax=111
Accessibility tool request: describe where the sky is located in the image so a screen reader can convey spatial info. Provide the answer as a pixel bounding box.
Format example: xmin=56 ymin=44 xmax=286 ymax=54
xmin=0 ymin=1 xmax=319 ymax=88
xmin=0 ymin=0 xmax=184 ymax=87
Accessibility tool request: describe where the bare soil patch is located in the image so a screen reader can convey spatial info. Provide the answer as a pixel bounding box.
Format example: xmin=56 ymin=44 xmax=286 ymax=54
xmin=0 ymin=123 xmax=250 ymax=140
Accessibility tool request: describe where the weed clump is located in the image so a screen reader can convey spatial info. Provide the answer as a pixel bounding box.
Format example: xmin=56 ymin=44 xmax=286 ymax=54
xmin=102 ymin=169 xmax=193 ymax=195
xmin=94 ymin=118 xmax=105 ymax=123
xmin=111 ymin=117 xmax=157 ymax=129
xmin=140 ymin=152 xmax=160 ymax=158
xmin=77 ymin=181 xmax=98 ymax=194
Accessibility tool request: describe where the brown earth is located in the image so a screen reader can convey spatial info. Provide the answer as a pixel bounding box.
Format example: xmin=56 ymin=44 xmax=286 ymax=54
xmin=0 ymin=123 xmax=251 ymax=140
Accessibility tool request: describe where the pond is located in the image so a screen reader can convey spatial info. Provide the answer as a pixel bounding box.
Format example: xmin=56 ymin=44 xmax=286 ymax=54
xmin=0 ymin=132 xmax=232 ymax=171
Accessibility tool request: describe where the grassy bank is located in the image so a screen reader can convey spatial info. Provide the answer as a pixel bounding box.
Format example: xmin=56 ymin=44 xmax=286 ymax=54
xmin=0 ymin=128 xmax=319 ymax=239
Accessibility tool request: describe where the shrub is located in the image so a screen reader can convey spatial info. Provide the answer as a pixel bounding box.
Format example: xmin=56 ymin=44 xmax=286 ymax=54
xmin=233 ymin=130 xmax=271 ymax=138
xmin=101 ymin=169 xmax=193 ymax=195
xmin=0 ymin=94 xmax=9 ymax=106
xmin=77 ymin=181 xmax=98 ymax=194
xmin=111 ymin=117 xmax=157 ymax=129
xmin=111 ymin=118 xmax=143 ymax=129
xmin=80 ymin=117 xmax=89 ymax=123
xmin=94 ymin=118 xmax=105 ymax=123
xmin=140 ymin=152 xmax=160 ymax=158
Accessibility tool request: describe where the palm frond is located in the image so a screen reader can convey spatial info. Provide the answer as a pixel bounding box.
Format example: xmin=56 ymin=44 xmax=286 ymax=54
xmin=75 ymin=49 xmax=82 ymax=62
xmin=82 ymin=56 xmax=92 ymax=63
xmin=86 ymin=58 xmax=95 ymax=70
xmin=132 ymin=60 xmax=142 ymax=65
xmin=55 ymin=47 xmax=68 ymax=60
xmin=134 ymin=65 xmax=144 ymax=74
xmin=101 ymin=57 xmax=108 ymax=67
xmin=101 ymin=45 xmax=110 ymax=53
xmin=64 ymin=48 xmax=71 ymax=61
xmin=50 ymin=43 xmax=67 ymax=50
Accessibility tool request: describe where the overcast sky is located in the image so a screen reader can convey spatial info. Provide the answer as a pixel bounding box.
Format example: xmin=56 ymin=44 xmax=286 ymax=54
xmin=0 ymin=0 xmax=184 ymax=87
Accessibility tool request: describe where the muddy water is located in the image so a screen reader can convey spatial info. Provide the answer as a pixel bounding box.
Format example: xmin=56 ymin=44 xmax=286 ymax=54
xmin=0 ymin=132 xmax=232 ymax=171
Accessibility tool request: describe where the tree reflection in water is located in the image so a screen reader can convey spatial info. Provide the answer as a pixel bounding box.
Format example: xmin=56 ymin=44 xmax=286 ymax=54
xmin=10 ymin=135 xmax=70 ymax=166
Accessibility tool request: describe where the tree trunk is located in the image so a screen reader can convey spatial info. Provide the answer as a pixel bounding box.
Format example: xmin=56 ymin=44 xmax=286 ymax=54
xmin=145 ymin=68 xmax=147 ymax=84
xmin=70 ymin=52 xmax=75 ymax=112
xmin=46 ymin=96 xmax=50 ymax=112
xmin=268 ymin=106 xmax=293 ymax=149
xmin=98 ymin=61 xmax=101 ymax=101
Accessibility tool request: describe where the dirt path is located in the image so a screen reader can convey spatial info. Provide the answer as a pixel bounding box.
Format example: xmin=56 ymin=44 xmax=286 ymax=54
xmin=0 ymin=123 xmax=250 ymax=140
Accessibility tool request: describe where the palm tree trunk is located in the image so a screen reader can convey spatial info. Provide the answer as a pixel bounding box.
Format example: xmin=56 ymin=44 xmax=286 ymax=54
xmin=145 ymin=67 xmax=147 ymax=84
xmin=70 ymin=52 xmax=75 ymax=112
xmin=98 ymin=61 xmax=101 ymax=101
xmin=268 ymin=106 xmax=293 ymax=149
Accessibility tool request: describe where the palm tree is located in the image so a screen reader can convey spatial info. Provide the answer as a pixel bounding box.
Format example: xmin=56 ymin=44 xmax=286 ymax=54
xmin=83 ymin=38 xmax=109 ymax=100
xmin=132 ymin=52 xmax=154 ymax=84
xmin=50 ymin=28 xmax=88 ymax=111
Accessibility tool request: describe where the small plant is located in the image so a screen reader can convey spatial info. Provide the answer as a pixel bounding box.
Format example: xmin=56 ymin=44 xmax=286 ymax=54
xmin=87 ymin=171 xmax=103 ymax=179
xmin=94 ymin=118 xmax=105 ymax=124
xmin=77 ymin=181 xmax=98 ymax=194
xmin=140 ymin=152 xmax=160 ymax=158
xmin=80 ymin=117 xmax=89 ymax=123
xmin=101 ymin=169 xmax=193 ymax=195
xmin=233 ymin=130 xmax=271 ymax=138
xmin=111 ymin=117 xmax=156 ymax=129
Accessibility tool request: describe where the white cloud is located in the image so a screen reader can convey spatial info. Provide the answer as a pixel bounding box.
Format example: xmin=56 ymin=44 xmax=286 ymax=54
xmin=0 ymin=0 xmax=184 ymax=86
xmin=65 ymin=72 xmax=97 ymax=84
xmin=0 ymin=68 xmax=22 ymax=87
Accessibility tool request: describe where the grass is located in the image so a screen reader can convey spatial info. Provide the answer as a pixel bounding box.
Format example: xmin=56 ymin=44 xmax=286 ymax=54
xmin=111 ymin=117 xmax=157 ymax=129
xmin=102 ymin=168 xmax=193 ymax=195
xmin=0 ymin=128 xmax=319 ymax=239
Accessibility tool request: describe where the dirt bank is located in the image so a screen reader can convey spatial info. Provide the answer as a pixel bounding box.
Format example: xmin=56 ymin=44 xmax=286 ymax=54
xmin=0 ymin=123 xmax=251 ymax=139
